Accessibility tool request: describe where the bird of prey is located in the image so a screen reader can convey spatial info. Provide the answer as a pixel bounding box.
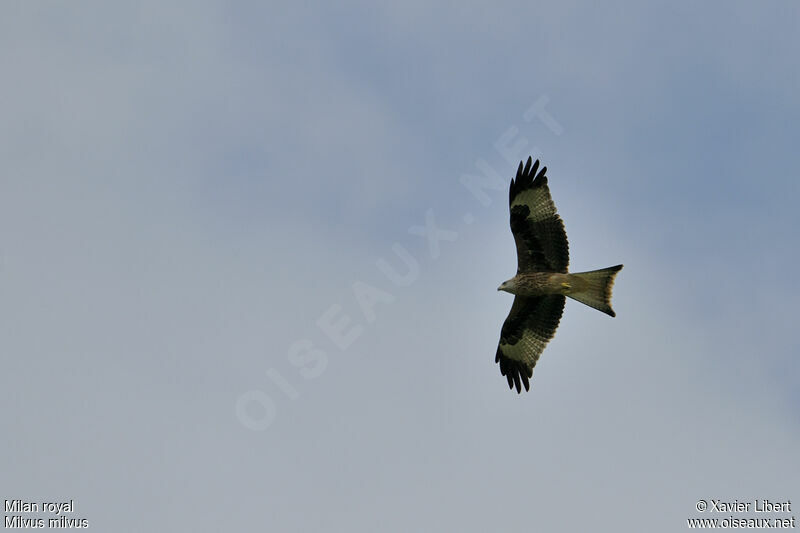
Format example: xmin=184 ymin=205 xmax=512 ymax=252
xmin=495 ymin=157 xmax=622 ymax=393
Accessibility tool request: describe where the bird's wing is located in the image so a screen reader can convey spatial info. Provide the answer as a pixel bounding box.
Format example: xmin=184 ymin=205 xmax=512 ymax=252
xmin=509 ymin=157 xmax=569 ymax=273
xmin=495 ymin=294 xmax=566 ymax=393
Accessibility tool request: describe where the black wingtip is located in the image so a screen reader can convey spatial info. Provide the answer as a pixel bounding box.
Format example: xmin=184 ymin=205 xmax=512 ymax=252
xmin=497 ymin=352 xmax=534 ymax=394
xmin=510 ymin=157 xmax=549 ymax=204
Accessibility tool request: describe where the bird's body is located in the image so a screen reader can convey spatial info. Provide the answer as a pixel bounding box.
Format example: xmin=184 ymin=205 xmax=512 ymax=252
xmin=499 ymin=269 xmax=621 ymax=314
xmin=495 ymin=157 xmax=622 ymax=393
xmin=498 ymin=272 xmax=571 ymax=297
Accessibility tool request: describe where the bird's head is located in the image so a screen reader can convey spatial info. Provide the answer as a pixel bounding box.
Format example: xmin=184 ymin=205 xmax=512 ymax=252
xmin=498 ymin=278 xmax=517 ymax=294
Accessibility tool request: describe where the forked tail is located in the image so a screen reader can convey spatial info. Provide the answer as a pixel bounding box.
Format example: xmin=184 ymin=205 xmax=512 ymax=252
xmin=567 ymin=265 xmax=623 ymax=317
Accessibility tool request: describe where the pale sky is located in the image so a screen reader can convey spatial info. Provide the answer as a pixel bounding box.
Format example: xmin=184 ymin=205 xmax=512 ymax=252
xmin=1 ymin=2 xmax=798 ymax=531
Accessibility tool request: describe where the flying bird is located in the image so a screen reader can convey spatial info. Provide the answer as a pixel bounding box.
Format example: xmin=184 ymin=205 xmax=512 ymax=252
xmin=496 ymin=157 xmax=622 ymax=393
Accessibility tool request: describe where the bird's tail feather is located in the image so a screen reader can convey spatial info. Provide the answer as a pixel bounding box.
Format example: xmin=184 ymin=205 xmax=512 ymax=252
xmin=567 ymin=265 xmax=623 ymax=317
